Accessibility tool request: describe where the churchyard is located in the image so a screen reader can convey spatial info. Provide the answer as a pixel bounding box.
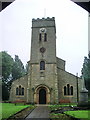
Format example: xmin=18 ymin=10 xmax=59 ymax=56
xmin=1 ymin=102 xmax=90 ymax=120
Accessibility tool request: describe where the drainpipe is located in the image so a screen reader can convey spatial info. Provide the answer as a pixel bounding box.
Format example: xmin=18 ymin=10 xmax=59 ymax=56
xmin=76 ymin=73 xmax=79 ymax=103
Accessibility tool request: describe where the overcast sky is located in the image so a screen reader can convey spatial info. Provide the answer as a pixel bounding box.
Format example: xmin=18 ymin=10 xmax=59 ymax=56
xmin=0 ymin=0 xmax=88 ymax=76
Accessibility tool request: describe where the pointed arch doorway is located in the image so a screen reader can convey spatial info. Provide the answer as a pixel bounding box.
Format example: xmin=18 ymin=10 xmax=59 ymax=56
xmin=39 ymin=88 xmax=46 ymax=104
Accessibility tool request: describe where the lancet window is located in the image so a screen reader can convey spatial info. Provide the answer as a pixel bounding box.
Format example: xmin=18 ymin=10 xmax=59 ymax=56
xmin=64 ymin=84 xmax=73 ymax=96
xmin=16 ymin=85 xmax=24 ymax=96
xmin=40 ymin=61 xmax=45 ymax=70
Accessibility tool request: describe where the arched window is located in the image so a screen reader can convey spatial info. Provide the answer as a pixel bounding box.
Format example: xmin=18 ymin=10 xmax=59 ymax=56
xmin=39 ymin=33 xmax=42 ymax=41
xmin=44 ymin=33 xmax=47 ymax=41
xmin=22 ymin=88 xmax=24 ymax=95
xmin=16 ymin=86 xmax=24 ymax=96
xmin=64 ymin=86 xmax=67 ymax=95
xmin=19 ymin=85 xmax=22 ymax=95
xmin=40 ymin=61 xmax=45 ymax=70
xmin=71 ymin=86 xmax=73 ymax=95
xmin=16 ymin=87 xmax=19 ymax=95
xmin=64 ymin=84 xmax=73 ymax=96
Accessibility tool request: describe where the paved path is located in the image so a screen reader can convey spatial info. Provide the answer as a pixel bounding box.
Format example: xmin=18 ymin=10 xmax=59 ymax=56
xmin=25 ymin=105 xmax=50 ymax=120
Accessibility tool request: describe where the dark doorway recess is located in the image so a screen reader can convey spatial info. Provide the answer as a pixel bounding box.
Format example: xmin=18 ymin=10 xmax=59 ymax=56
xmin=39 ymin=88 xmax=46 ymax=104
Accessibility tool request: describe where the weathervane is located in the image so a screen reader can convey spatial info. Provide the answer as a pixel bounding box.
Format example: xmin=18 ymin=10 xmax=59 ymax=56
xmin=44 ymin=8 xmax=46 ymax=18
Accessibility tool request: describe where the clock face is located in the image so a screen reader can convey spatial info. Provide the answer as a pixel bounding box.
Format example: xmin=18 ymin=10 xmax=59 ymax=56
xmin=39 ymin=28 xmax=46 ymax=33
xmin=40 ymin=47 xmax=46 ymax=53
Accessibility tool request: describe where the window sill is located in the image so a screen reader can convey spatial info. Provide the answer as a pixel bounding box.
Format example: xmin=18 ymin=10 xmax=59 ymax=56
xmin=64 ymin=95 xmax=73 ymax=97
xmin=16 ymin=95 xmax=24 ymax=97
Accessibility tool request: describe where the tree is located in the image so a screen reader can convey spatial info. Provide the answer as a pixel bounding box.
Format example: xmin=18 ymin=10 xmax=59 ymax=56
xmin=82 ymin=52 xmax=90 ymax=99
xmin=2 ymin=82 xmax=9 ymax=100
xmin=0 ymin=51 xmax=14 ymax=100
xmin=1 ymin=52 xmax=26 ymax=100
xmin=82 ymin=53 xmax=90 ymax=89
xmin=12 ymin=55 xmax=25 ymax=80
xmin=0 ymin=51 xmax=14 ymax=83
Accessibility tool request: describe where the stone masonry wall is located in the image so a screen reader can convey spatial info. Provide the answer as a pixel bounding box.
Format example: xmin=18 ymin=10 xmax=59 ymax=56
xmin=57 ymin=68 xmax=83 ymax=103
xmin=29 ymin=63 xmax=58 ymax=104
xmin=56 ymin=57 xmax=65 ymax=70
xmin=9 ymin=75 xmax=28 ymax=102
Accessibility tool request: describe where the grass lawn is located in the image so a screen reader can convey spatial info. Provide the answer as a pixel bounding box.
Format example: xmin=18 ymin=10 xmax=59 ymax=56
xmin=0 ymin=103 xmax=2 ymax=120
xmin=64 ymin=110 xmax=90 ymax=120
xmin=1 ymin=103 xmax=34 ymax=119
xmin=49 ymin=104 xmax=90 ymax=120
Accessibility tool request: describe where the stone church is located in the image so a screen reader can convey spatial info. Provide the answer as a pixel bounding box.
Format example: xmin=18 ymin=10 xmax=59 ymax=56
xmin=10 ymin=17 xmax=84 ymax=104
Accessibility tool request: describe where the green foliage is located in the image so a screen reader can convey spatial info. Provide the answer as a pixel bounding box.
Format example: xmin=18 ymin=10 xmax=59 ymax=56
xmin=64 ymin=110 xmax=90 ymax=119
xmin=2 ymin=82 xmax=9 ymax=100
xmin=82 ymin=52 xmax=90 ymax=91
xmin=82 ymin=55 xmax=90 ymax=79
xmin=1 ymin=103 xmax=32 ymax=119
xmin=1 ymin=51 xmax=26 ymax=100
xmin=12 ymin=55 xmax=26 ymax=80
xmin=0 ymin=51 xmax=14 ymax=100
xmin=0 ymin=51 xmax=14 ymax=83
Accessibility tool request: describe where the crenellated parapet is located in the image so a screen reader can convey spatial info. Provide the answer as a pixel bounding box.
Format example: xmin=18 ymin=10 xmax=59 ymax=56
xmin=32 ymin=17 xmax=56 ymax=28
xmin=32 ymin=17 xmax=55 ymax=22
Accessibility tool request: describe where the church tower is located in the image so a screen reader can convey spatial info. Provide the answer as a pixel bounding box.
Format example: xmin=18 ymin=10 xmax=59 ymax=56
xmin=28 ymin=17 xmax=59 ymax=104
xmin=30 ymin=17 xmax=56 ymax=63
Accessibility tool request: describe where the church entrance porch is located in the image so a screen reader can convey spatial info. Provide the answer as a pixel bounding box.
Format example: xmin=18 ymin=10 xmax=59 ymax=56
xmin=34 ymin=85 xmax=50 ymax=104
